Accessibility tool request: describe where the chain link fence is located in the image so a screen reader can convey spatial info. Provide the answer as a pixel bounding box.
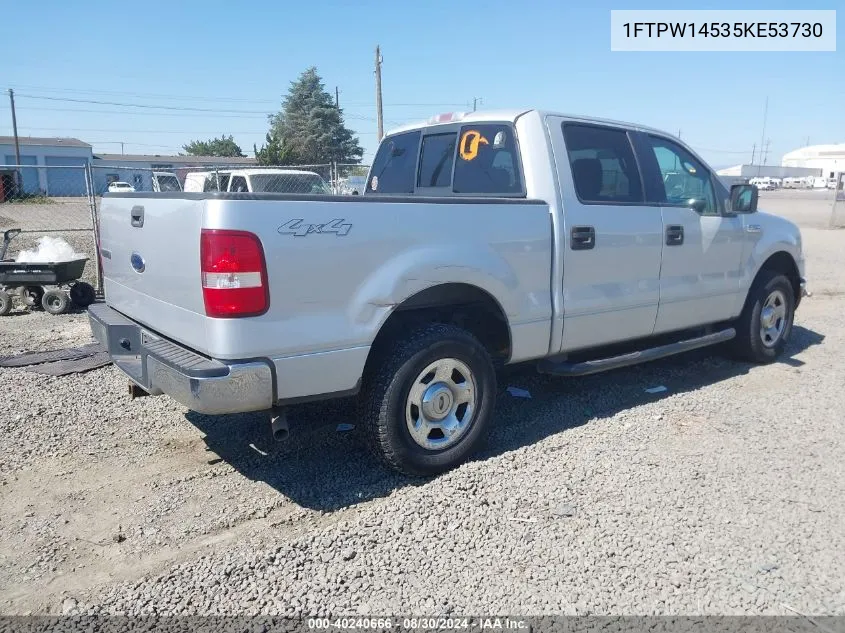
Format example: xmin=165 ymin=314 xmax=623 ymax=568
xmin=0 ymin=163 xmax=98 ymax=289
xmin=90 ymin=163 xmax=371 ymax=196
xmin=1 ymin=161 xmax=372 ymax=294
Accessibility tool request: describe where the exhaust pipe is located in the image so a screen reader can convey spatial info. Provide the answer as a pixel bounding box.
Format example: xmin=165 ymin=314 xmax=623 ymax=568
xmin=270 ymin=408 xmax=289 ymax=442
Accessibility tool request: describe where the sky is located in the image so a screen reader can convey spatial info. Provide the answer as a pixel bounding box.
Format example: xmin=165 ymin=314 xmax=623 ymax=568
xmin=0 ymin=0 xmax=842 ymax=168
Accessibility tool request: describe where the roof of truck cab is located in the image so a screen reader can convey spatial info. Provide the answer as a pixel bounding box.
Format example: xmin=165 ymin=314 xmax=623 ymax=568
xmin=384 ymin=109 xmax=672 ymax=138
xmin=226 ymin=168 xmax=322 ymax=176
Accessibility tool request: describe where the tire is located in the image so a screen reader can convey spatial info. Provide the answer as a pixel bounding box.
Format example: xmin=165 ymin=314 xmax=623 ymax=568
xmin=0 ymin=291 xmax=11 ymax=316
xmin=69 ymin=282 xmax=96 ymax=308
xmin=20 ymin=285 xmax=44 ymax=308
xmin=41 ymin=289 xmax=70 ymax=315
xmin=731 ymin=271 xmax=795 ymax=363
xmin=359 ymin=323 xmax=497 ymax=477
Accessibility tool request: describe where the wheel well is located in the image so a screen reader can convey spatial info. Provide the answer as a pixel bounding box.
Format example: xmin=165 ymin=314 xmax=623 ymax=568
xmin=760 ymin=251 xmax=801 ymax=303
xmin=367 ymin=284 xmax=512 ymax=369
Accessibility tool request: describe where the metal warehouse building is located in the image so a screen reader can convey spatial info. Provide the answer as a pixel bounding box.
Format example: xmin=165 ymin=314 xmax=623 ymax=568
xmin=0 ymin=136 xmax=92 ymax=196
xmin=782 ymin=144 xmax=845 ymax=180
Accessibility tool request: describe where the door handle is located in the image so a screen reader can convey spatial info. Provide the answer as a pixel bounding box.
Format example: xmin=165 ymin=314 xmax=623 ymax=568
xmin=130 ymin=205 xmax=145 ymax=228
xmin=570 ymin=226 xmax=595 ymax=250
xmin=666 ymin=225 xmax=684 ymax=246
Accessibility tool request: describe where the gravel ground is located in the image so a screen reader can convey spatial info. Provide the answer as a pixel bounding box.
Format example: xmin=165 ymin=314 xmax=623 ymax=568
xmin=0 ymin=197 xmax=843 ymax=617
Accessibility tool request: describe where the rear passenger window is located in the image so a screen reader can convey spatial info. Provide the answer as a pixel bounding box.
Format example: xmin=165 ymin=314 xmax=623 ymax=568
xmin=453 ymin=124 xmax=523 ymax=195
xmin=562 ymin=124 xmax=643 ymax=203
xmin=367 ymin=131 xmax=421 ymax=194
xmin=417 ymin=133 xmax=456 ymax=188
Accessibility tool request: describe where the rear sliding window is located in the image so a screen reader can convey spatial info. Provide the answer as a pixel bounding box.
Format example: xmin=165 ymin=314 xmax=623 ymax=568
xmin=367 ymin=131 xmax=420 ymax=194
xmin=453 ymin=124 xmax=523 ymax=195
xmin=417 ymin=133 xmax=456 ymax=188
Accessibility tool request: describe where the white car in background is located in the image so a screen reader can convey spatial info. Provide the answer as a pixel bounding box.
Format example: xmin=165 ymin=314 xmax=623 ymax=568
xmin=107 ymin=181 xmax=135 ymax=193
xmin=184 ymin=169 xmax=330 ymax=194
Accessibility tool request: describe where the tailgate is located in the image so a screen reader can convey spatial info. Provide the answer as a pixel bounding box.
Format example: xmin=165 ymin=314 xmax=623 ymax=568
xmin=99 ymin=195 xmax=209 ymax=352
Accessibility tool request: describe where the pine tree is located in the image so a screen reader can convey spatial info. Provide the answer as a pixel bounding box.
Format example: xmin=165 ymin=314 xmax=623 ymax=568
xmin=182 ymin=135 xmax=244 ymax=157
xmin=258 ymin=67 xmax=363 ymax=165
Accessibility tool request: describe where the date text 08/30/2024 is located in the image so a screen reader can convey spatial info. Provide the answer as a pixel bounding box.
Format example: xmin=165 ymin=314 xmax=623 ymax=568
xmin=307 ymin=617 xmax=529 ymax=631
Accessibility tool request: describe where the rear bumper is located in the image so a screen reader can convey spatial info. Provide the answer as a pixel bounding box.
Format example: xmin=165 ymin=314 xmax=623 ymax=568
xmin=88 ymin=303 xmax=274 ymax=414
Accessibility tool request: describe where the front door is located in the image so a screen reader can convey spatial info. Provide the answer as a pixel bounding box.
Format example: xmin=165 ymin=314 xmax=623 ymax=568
xmin=549 ymin=118 xmax=665 ymax=352
xmin=638 ymin=134 xmax=745 ymax=334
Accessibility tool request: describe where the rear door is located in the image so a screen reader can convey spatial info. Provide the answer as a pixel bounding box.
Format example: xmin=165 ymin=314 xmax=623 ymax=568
xmin=549 ymin=118 xmax=664 ymax=352
xmin=634 ymin=133 xmax=744 ymax=334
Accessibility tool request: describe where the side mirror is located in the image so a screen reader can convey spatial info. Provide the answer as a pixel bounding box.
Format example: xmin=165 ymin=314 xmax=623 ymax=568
xmin=729 ymin=184 xmax=758 ymax=214
xmin=688 ymin=199 xmax=707 ymax=214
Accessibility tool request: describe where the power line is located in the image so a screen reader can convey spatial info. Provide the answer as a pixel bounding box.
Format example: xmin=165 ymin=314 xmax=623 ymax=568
xmin=16 ymin=93 xmax=272 ymax=114
xmin=9 ymin=84 xmax=466 ymax=109
xmin=5 ymin=105 xmax=271 ymax=118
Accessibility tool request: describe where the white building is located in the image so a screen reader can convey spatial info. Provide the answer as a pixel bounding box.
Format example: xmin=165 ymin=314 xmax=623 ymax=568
xmin=781 ymin=144 xmax=845 ymax=180
xmin=0 ymin=136 xmax=92 ymax=196
xmin=91 ymin=154 xmax=257 ymax=193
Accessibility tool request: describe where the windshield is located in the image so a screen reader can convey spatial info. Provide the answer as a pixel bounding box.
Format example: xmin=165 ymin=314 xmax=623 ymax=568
xmin=249 ymin=173 xmax=331 ymax=194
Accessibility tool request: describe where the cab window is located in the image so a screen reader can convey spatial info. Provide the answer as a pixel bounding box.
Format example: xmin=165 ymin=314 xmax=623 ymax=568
xmin=230 ymin=176 xmax=248 ymax=193
xmin=367 ymin=131 xmax=420 ymax=194
xmin=453 ymin=124 xmax=523 ymax=195
xmin=562 ymin=123 xmax=643 ymax=203
xmin=646 ymin=136 xmax=717 ymax=215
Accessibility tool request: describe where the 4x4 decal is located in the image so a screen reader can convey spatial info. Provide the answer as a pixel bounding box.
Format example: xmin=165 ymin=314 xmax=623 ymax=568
xmin=277 ymin=218 xmax=352 ymax=237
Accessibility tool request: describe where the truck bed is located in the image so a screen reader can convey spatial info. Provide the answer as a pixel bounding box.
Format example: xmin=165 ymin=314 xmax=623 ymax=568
xmin=98 ymin=192 xmax=554 ymax=400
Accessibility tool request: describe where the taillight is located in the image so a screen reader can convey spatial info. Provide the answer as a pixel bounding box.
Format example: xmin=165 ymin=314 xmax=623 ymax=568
xmin=200 ymin=229 xmax=268 ymax=318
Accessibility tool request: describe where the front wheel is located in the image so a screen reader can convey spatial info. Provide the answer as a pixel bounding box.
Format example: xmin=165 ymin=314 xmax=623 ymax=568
xmin=0 ymin=290 xmax=12 ymax=316
xmin=730 ymin=271 xmax=795 ymax=363
xmin=360 ymin=323 xmax=497 ymax=476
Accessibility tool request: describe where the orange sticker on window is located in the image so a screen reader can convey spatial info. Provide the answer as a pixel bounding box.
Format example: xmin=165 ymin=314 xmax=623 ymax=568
xmin=459 ymin=130 xmax=489 ymax=161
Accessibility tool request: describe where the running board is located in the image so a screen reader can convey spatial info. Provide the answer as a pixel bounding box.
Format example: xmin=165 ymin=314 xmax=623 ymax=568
xmin=538 ymin=328 xmax=736 ymax=377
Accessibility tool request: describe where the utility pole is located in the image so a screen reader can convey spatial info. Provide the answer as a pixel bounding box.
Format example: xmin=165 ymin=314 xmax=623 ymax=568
xmin=8 ymin=89 xmax=22 ymax=192
xmin=120 ymin=141 xmax=125 ymax=156
xmin=678 ymin=128 xmax=681 ymax=139
xmin=335 ymin=86 xmax=340 ymax=109
xmin=374 ymin=46 xmax=384 ymax=142
xmin=472 ymin=97 xmax=482 ymax=112
xmin=762 ymin=139 xmax=771 ymax=166
xmin=751 ymin=143 xmax=756 ymax=165
xmin=757 ymin=96 xmax=768 ymax=176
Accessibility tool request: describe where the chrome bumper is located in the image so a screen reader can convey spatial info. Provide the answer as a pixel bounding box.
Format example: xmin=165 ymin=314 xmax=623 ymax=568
xmin=88 ymin=303 xmax=274 ymax=415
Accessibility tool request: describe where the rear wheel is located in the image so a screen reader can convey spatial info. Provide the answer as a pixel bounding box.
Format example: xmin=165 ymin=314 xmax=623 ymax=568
xmin=360 ymin=323 xmax=497 ymax=476
xmin=20 ymin=285 xmax=44 ymax=309
xmin=730 ymin=271 xmax=794 ymax=363
xmin=0 ymin=291 xmax=11 ymax=316
xmin=42 ymin=289 xmax=69 ymax=315
xmin=69 ymin=282 xmax=96 ymax=308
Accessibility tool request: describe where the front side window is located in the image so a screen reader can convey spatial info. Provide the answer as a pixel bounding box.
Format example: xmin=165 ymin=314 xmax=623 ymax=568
xmin=367 ymin=131 xmax=421 ymax=194
xmin=647 ymin=136 xmax=717 ymax=215
xmin=453 ymin=124 xmax=523 ymax=195
xmin=562 ymin=123 xmax=643 ymax=203
xmin=417 ymin=133 xmax=456 ymax=188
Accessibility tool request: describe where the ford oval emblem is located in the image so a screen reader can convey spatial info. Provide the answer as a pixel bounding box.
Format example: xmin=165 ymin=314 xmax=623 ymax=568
xmin=130 ymin=252 xmax=146 ymax=273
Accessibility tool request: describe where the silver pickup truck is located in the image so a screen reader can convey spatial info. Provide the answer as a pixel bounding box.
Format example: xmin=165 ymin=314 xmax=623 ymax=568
xmin=89 ymin=109 xmax=806 ymax=475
